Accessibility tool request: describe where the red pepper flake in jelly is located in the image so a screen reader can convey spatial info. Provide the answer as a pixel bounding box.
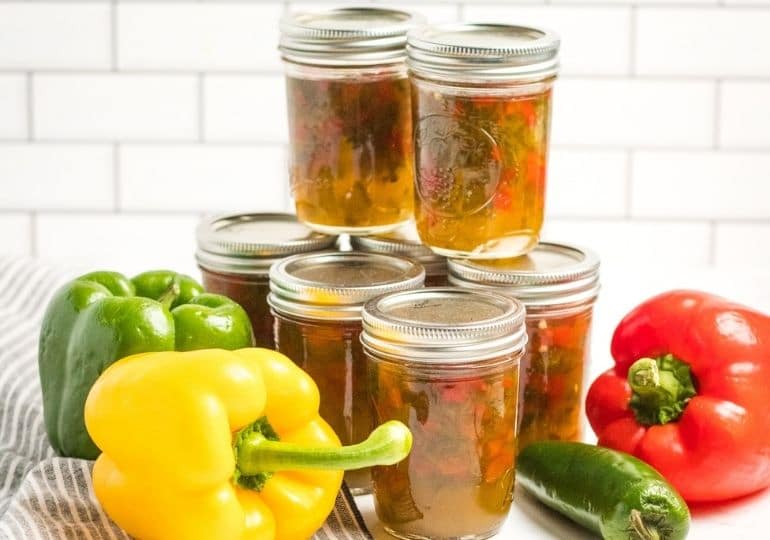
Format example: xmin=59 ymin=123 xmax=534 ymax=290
xmin=407 ymin=23 xmax=560 ymax=259
xmin=362 ymin=288 xmax=527 ymax=539
xmin=449 ymin=243 xmax=601 ymax=455
xmin=268 ymin=251 xmax=424 ymax=494
xmin=280 ymin=8 xmax=423 ymax=235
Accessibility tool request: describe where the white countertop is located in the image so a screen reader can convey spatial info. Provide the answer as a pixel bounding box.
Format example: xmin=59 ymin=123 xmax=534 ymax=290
xmin=356 ymin=262 xmax=770 ymax=539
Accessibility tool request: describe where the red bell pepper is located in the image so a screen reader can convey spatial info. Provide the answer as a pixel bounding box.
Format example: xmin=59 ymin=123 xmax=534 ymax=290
xmin=586 ymin=290 xmax=770 ymax=503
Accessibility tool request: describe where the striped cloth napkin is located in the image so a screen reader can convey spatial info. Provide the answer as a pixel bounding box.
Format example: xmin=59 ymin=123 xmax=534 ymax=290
xmin=0 ymin=258 xmax=371 ymax=540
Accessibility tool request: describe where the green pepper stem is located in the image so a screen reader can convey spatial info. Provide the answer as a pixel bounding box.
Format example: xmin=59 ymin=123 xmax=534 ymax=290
xmin=237 ymin=420 xmax=412 ymax=475
xmin=628 ymin=509 xmax=661 ymax=540
xmin=157 ymin=277 xmax=181 ymax=310
xmin=628 ymin=355 xmax=696 ymax=426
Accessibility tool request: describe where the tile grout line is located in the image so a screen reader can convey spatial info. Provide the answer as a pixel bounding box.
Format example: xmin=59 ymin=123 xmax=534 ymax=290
xmin=26 ymin=73 xmax=34 ymax=141
xmin=4 ymin=69 xmax=770 ymax=83
xmin=197 ymin=73 xmax=205 ymax=143
xmin=624 ymin=149 xmax=633 ymax=218
xmin=708 ymin=221 xmax=718 ymax=266
xmin=713 ymin=79 xmax=722 ymax=150
xmin=628 ymin=5 xmax=637 ymax=77
xmin=29 ymin=211 xmax=37 ymax=258
xmin=111 ymin=0 xmax=118 ymax=72
xmin=113 ymin=143 xmax=121 ymax=212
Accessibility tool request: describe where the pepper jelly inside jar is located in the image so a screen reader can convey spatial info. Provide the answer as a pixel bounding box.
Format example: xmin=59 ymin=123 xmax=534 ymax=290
xmin=195 ymin=213 xmax=336 ymax=349
xmin=362 ymin=288 xmax=526 ymax=540
xmin=449 ymin=242 xmax=600 ymax=452
xmin=268 ymin=252 xmax=424 ymax=493
xmin=280 ymin=8 xmax=423 ymax=235
xmin=407 ymin=24 xmax=560 ymax=258
xmin=350 ymin=221 xmax=449 ymax=285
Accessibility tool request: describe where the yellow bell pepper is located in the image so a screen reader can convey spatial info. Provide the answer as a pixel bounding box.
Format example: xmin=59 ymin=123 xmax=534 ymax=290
xmin=84 ymin=348 xmax=411 ymax=540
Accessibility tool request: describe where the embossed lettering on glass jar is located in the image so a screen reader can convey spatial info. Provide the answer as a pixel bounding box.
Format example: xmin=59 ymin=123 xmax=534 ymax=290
xmin=196 ymin=213 xmax=336 ymax=349
xmin=280 ymin=8 xmax=423 ymax=235
xmin=362 ymin=288 xmax=526 ymax=540
xmin=268 ymin=252 xmax=424 ymax=493
xmin=449 ymin=243 xmax=600 ymax=452
xmin=350 ymin=221 xmax=448 ymax=285
xmin=407 ymin=23 xmax=560 ymax=258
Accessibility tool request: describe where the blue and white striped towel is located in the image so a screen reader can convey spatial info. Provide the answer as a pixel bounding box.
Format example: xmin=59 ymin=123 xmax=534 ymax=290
xmin=0 ymin=258 xmax=371 ymax=540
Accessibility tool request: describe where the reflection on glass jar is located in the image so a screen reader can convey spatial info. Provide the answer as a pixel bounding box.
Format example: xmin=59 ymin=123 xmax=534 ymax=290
xmin=449 ymin=242 xmax=600 ymax=452
xmin=407 ymin=24 xmax=560 ymax=258
xmin=363 ymin=288 xmax=526 ymax=540
xmin=350 ymin=221 xmax=448 ymax=286
xmin=280 ymin=8 xmax=422 ymax=235
xmin=195 ymin=213 xmax=336 ymax=348
xmin=268 ymin=252 xmax=424 ymax=493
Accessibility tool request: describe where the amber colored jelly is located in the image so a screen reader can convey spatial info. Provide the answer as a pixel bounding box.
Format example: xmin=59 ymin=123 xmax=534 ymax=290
xmin=370 ymin=359 xmax=519 ymax=540
xmin=362 ymin=287 xmax=526 ymax=540
xmin=286 ymin=69 xmax=414 ymax=235
xmin=273 ymin=313 xmax=372 ymax=491
xmin=412 ymin=80 xmax=552 ymax=259
xmin=268 ymin=251 xmax=425 ymax=493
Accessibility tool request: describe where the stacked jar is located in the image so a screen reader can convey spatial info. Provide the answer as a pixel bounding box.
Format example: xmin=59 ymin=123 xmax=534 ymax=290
xmin=407 ymin=23 xmax=560 ymax=259
xmin=363 ymin=288 xmax=526 ymax=539
xmin=350 ymin=222 xmax=448 ymax=285
xmin=449 ymin=243 xmax=601 ymax=451
xmin=280 ymin=8 xmax=423 ymax=236
xmin=268 ymin=251 xmax=424 ymax=494
xmin=196 ymin=213 xmax=336 ymax=348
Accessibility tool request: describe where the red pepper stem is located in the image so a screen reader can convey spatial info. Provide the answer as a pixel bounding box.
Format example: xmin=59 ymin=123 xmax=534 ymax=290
xmin=627 ymin=355 xmax=697 ymax=426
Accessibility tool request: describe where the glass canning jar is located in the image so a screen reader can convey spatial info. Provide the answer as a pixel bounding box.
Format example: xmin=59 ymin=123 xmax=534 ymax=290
xmin=407 ymin=24 xmax=560 ymax=258
xmin=350 ymin=221 xmax=448 ymax=285
xmin=268 ymin=252 xmax=424 ymax=493
xmin=195 ymin=213 xmax=336 ymax=349
xmin=449 ymin=242 xmax=600 ymax=452
xmin=362 ymin=288 xmax=527 ymax=540
xmin=280 ymin=8 xmax=423 ymax=236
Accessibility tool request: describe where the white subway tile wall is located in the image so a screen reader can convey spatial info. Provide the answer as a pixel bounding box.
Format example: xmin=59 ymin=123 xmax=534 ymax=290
xmin=0 ymin=0 xmax=768 ymax=273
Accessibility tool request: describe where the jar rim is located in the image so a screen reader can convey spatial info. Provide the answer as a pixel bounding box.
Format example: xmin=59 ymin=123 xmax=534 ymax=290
xmin=448 ymin=241 xmax=600 ymax=308
xmin=349 ymin=223 xmax=447 ymax=273
xmin=196 ymin=212 xmax=337 ymax=275
xmin=280 ymin=7 xmax=424 ymax=67
xmin=361 ymin=287 xmax=527 ymax=363
xmin=268 ymin=252 xmax=425 ymax=321
xmin=407 ymin=22 xmax=560 ymax=80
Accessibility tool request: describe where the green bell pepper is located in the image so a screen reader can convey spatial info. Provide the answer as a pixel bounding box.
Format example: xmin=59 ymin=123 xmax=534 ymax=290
xmin=38 ymin=269 xmax=255 ymax=459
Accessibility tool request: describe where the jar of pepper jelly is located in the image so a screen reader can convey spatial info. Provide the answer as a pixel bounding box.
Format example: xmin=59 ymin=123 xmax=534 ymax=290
xmin=449 ymin=242 xmax=600 ymax=453
xmin=362 ymin=288 xmax=526 ymax=540
xmin=350 ymin=222 xmax=448 ymax=286
xmin=279 ymin=7 xmax=423 ymax=235
xmin=268 ymin=252 xmax=424 ymax=493
xmin=195 ymin=213 xmax=336 ymax=349
xmin=407 ymin=24 xmax=560 ymax=258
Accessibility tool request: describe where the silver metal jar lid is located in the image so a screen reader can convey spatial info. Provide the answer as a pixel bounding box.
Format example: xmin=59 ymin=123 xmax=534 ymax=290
xmin=448 ymin=242 xmax=600 ymax=309
xmin=349 ymin=222 xmax=446 ymax=275
xmin=268 ymin=252 xmax=425 ymax=320
xmin=362 ymin=287 xmax=527 ymax=363
xmin=407 ymin=23 xmax=560 ymax=80
xmin=280 ymin=7 xmax=424 ymax=66
xmin=196 ymin=213 xmax=337 ymax=276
